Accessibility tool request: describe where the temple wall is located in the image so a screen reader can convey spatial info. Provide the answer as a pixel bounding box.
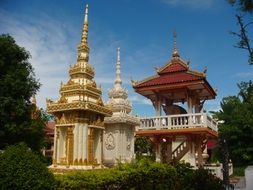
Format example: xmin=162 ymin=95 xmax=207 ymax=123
xmin=103 ymin=124 xmax=135 ymax=166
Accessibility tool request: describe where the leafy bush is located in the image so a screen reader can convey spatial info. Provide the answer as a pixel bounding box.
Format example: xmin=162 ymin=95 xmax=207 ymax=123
xmin=55 ymin=159 xmax=224 ymax=190
xmin=56 ymin=159 xmax=177 ymax=190
xmin=0 ymin=143 xmax=55 ymax=190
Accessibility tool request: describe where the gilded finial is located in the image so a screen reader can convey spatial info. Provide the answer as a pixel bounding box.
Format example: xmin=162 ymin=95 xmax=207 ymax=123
xmin=81 ymin=4 xmax=89 ymax=43
xmin=172 ymin=31 xmax=180 ymax=58
xmin=77 ymin=3 xmax=90 ymax=62
xmin=115 ymin=47 xmax=122 ymax=86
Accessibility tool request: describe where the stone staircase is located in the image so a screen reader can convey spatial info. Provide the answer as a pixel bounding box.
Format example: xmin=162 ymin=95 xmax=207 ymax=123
xmin=172 ymin=140 xmax=190 ymax=162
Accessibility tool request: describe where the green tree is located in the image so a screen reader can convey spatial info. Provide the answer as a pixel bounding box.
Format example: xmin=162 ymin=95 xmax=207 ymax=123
xmin=228 ymin=0 xmax=253 ymax=12
xmin=228 ymin=0 xmax=253 ymax=64
xmin=0 ymin=143 xmax=55 ymax=190
xmin=135 ymin=137 xmax=155 ymax=160
xmin=0 ymin=34 xmax=43 ymax=151
xmin=214 ymin=80 xmax=253 ymax=166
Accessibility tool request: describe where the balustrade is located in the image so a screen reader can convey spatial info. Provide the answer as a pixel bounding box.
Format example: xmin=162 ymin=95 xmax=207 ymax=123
xmin=139 ymin=113 xmax=218 ymax=132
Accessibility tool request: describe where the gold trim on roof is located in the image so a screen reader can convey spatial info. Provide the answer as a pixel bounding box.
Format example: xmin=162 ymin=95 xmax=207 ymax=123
xmin=60 ymin=83 xmax=101 ymax=95
xmin=47 ymin=101 xmax=112 ymax=116
xmin=69 ymin=64 xmax=94 ymax=78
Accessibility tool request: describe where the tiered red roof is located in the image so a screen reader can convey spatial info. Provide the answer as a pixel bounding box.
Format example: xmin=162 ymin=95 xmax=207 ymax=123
xmin=132 ymin=56 xmax=216 ymax=101
xmin=158 ymin=61 xmax=187 ymax=74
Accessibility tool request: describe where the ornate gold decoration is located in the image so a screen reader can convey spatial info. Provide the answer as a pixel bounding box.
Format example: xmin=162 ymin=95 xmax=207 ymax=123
xmin=95 ymin=118 xmax=103 ymax=127
xmin=58 ymin=96 xmax=68 ymax=104
xmin=59 ymin=113 xmax=67 ymax=124
xmin=67 ymin=79 xmax=75 ymax=85
xmin=48 ymin=101 xmax=112 ymax=116
xmin=46 ymin=3 xmax=114 ymax=168
xmin=74 ymin=158 xmax=78 ymax=165
xmin=88 ymin=128 xmax=94 ymax=164
xmin=96 ymin=97 xmax=104 ymax=106
xmin=78 ymin=158 xmax=82 ymax=165
xmin=67 ymin=126 xmax=74 ymax=165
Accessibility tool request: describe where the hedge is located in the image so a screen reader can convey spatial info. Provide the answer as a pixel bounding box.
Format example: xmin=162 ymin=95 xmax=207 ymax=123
xmin=55 ymin=159 xmax=224 ymax=190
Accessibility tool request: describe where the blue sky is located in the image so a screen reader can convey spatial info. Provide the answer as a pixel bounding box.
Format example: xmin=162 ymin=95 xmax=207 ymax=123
xmin=0 ymin=0 xmax=252 ymax=116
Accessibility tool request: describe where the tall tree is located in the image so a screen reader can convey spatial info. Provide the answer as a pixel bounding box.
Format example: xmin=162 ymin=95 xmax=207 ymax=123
xmin=0 ymin=34 xmax=43 ymax=151
xmin=214 ymin=80 xmax=253 ymax=166
xmin=228 ymin=0 xmax=253 ymax=64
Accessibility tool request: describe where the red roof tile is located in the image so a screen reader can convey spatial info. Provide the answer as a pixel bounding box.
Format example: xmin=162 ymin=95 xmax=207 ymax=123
xmin=159 ymin=63 xmax=187 ymax=74
xmin=136 ymin=72 xmax=202 ymax=88
xmin=45 ymin=121 xmax=55 ymax=135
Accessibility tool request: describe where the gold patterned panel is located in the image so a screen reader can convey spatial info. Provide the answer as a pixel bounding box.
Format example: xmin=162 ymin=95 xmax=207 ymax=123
xmin=88 ymin=128 xmax=94 ymax=165
xmin=67 ymin=126 xmax=74 ymax=165
xmin=47 ymin=101 xmax=112 ymax=116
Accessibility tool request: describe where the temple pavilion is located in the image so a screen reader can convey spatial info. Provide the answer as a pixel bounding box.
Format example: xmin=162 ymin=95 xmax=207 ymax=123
xmin=103 ymin=48 xmax=139 ymax=166
xmin=46 ymin=4 xmax=112 ymax=169
xmin=132 ymin=33 xmax=218 ymax=167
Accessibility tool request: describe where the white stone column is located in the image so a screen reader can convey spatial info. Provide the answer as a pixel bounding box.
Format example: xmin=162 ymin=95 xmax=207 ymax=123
xmin=155 ymin=96 xmax=162 ymax=116
xmin=187 ymin=139 xmax=196 ymax=167
xmin=73 ymin=124 xmax=78 ymax=163
xmin=187 ymin=97 xmax=193 ymax=113
xmin=80 ymin=124 xmax=84 ymax=162
xmin=97 ymin=130 xmax=102 ymax=164
xmin=155 ymin=141 xmax=161 ymax=162
xmin=115 ymin=129 xmax=119 ymax=160
xmin=78 ymin=124 xmax=83 ymax=163
xmin=53 ymin=126 xmax=58 ymax=164
xmin=59 ymin=128 xmax=63 ymax=162
xmin=82 ymin=124 xmax=88 ymax=162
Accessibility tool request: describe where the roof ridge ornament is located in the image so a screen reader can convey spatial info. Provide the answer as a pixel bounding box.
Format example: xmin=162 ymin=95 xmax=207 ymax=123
xmin=172 ymin=31 xmax=180 ymax=58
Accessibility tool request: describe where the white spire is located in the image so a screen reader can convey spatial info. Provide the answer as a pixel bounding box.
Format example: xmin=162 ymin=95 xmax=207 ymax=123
xmin=172 ymin=31 xmax=180 ymax=58
xmin=115 ymin=47 xmax=122 ymax=86
xmin=84 ymin=4 xmax=88 ymax=24
xmin=107 ymin=47 xmax=132 ymax=114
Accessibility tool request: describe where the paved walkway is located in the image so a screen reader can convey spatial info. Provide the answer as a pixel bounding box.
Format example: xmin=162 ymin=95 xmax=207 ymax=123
xmin=229 ymin=166 xmax=253 ymax=190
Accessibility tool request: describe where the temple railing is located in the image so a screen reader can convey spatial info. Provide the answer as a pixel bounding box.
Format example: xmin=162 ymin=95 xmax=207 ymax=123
xmin=138 ymin=113 xmax=218 ymax=132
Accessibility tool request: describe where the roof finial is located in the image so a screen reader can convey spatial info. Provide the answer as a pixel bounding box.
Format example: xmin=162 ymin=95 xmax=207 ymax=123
xmin=172 ymin=31 xmax=180 ymax=58
xmin=77 ymin=4 xmax=90 ymax=62
xmin=115 ymin=47 xmax=122 ymax=86
xmin=81 ymin=4 xmax=89 ymax=43
xmin=84 ymin=4 xmax=88 ymax=24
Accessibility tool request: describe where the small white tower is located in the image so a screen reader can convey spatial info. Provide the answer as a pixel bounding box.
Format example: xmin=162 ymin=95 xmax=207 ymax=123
xmin=103 ymin=48 xmax=139 ymax=166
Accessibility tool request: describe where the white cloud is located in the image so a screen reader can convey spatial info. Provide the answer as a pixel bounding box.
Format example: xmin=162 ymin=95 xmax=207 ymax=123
xmin=0 ymin=9 xmax=74 ymax=108
xmin=161 ymin=0 xmax=215 ymax=9
xmin=235 ymin=72 xmax=253 ymax=78
xmin=129 ymin=95 xmax=152 ymax=105
xmin=0 ymin=7 xmax=167 ymax=114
